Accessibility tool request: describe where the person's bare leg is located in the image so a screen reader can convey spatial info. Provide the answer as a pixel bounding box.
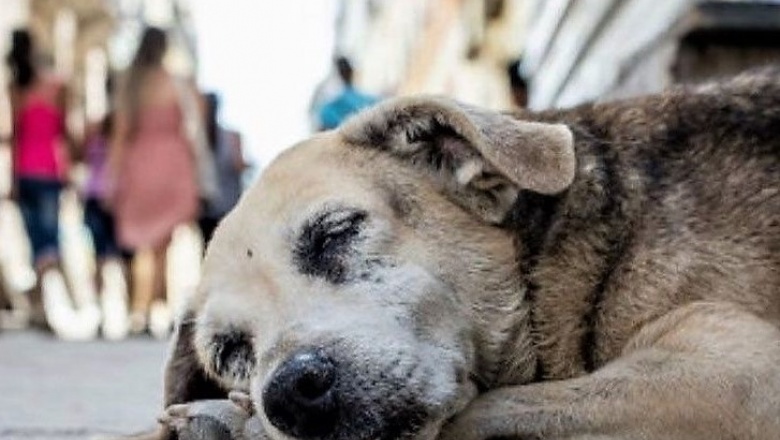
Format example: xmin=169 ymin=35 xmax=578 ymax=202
xmin=130 ymin=249 xmax=154 ymax=334
xmin=152 ymin=244 xmax=168 ymax=303
xmin=149 ymin=243 xmax=172 ymax=339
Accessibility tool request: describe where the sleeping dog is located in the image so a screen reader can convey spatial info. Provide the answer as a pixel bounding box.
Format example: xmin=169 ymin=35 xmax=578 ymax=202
xmin=153 ymin=68 xmax=780 ymax=440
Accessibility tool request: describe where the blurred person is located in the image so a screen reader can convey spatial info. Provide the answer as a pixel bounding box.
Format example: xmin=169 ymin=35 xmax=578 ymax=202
xmin=6 ymin=28 xmax=99 ymax=339
xmin=198 ymin=92 xmax=246 ymax=245
xmin=109 ymin=27 xmax=200 ymax=338
xmin=318 ymin=56 xmax=379 ymax=131
xmin=81 ymin=108 xmax=131 ymax=340
xmin=507 ymin=58 xmax=529 ymax=109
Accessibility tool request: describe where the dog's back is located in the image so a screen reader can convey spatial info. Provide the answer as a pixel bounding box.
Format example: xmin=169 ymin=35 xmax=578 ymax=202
xmin=517 ymin=68 xmax=780 ymax=379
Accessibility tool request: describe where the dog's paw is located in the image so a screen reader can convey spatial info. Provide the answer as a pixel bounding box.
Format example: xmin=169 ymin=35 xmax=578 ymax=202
xmin=158 ymin=394 xmax=268 ymax=440
xmin=227 ymin=391 xmax=255 ymax=415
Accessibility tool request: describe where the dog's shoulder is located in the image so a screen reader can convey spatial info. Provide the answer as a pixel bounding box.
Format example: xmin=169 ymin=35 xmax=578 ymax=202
xmin=508 ymin=67 xmax=780 ymax=379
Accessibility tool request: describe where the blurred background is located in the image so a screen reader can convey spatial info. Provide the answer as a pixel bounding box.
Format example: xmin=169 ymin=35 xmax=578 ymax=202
xmin=0 ymin=0 xmax=779 ymax=438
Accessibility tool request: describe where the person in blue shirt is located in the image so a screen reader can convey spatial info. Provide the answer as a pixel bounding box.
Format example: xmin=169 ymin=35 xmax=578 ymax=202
xmin=318 ymin=57 xmax=379 ymax=131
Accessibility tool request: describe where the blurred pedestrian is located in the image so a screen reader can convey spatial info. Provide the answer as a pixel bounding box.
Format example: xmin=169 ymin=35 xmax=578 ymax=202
xmin=507 ymin=58 xmax=529 ymax=109
xmin=198 ymin=92 xmax=246 ymax=245
xmin=6 ymin=28 xmax=99 ymax=339
xmin=82 ymin=106 xmax=130 ymax=340
xmin=318 ymin=56 xmax=378 ymax=131
xmin=109 ymin=27 xmax=200 ymax=338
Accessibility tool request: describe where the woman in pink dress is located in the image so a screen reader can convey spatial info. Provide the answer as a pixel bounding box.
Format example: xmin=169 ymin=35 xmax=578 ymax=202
xmin=110 ymin=27 xmax=198 ymax=336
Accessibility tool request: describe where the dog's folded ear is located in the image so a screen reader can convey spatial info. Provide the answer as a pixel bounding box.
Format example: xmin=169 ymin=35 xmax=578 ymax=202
xmin=340 ymin=96 xmax=576 ymax=223
xmin=164 ymin=310 xmax=227 ymax=407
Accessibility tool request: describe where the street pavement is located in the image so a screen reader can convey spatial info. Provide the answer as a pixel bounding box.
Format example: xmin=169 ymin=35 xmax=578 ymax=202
xmin=0 ymin=331 xmax=168 ymax=439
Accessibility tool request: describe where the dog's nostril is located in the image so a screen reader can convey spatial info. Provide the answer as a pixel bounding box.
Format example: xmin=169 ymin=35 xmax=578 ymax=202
xmin=263 ymin=350 xmax=339 ymax=438
xmin=295 ymin=354 xmax=337 ymax=400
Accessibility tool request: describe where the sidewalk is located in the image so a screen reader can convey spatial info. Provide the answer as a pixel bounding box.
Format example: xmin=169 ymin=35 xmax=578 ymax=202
xmin=0 ymin=331 xmax=168 ymax=439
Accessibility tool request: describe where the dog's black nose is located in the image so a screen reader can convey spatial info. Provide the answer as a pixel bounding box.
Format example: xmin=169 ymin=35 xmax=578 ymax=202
xmin=262 ymin=350 xmax=338 ymax=438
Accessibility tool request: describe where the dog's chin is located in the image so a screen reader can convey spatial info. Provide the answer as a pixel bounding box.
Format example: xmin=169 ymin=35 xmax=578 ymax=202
xmin=424 ymin=379 xmax=480 ymax=439
xmin=400 ymin=378 xmax=479 ymax=440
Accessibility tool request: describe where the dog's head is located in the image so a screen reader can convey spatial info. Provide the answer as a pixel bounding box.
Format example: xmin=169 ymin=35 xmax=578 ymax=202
xmin=191 ymin=97 xmax=575 ymax=440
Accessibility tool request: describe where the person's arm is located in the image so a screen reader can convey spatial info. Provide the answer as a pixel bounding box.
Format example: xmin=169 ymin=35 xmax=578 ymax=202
xmin=172 ymin=74 xmax=206 ymax=153
xmin=108 ymin=74 xmax=129 ymax=172
xmin=108 ymin=109 xmax=128 ymax=177
xmin=56 ymin=81 xmax=81 ymax=163
xmin=189 ymin=79 xmax=207 ymax=150
xmin=105 ymin=82 xmax=130 ymax=208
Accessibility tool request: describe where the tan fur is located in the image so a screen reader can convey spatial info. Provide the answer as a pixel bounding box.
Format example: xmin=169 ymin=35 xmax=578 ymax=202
xmin=156 ymin=69 xmax=779 ymax=440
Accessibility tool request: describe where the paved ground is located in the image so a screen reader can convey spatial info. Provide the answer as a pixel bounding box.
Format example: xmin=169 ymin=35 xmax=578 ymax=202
xmin=0 ymin=331 xmax=168 ymax=439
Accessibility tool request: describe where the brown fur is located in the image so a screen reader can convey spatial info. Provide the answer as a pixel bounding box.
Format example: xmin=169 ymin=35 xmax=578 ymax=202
xmin=519 ymin=71 xmax=780 ymax=379
xmin=154 ymin=68 xmax=779 ymax=440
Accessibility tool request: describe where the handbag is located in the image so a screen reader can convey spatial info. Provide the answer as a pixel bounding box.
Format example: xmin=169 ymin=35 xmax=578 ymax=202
xmin=172 ymin=77 xmax=219 ymax=202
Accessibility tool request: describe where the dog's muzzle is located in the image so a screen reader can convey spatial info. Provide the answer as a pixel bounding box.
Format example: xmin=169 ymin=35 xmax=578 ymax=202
xmin=262 ymin=350 xmax=339 ymax=439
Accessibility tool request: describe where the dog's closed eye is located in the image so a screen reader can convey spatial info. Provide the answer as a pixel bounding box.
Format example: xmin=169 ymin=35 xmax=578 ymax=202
xmin=293 ymin=208 xmax=368 ymax=284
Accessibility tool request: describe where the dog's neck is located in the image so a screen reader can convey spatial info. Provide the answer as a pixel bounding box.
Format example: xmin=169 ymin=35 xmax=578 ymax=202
xmin=469 ymin=281 xmax=538 ymax=389
xmin=472 ymin=125 xmax=634 ymax=387
xmin=518 ymin=125 xmax=634 ymax=381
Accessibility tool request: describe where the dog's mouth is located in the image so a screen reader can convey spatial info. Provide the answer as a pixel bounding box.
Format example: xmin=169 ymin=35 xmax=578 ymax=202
xmin=254 ymin=347 xmax=470 ymax=440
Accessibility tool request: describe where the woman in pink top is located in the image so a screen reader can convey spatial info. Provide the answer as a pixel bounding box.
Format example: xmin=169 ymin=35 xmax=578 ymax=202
xmin=6 ymin=29 xmax=78 ymax=335
xmin=8 ymin=29 xmax=69 ymax=265
xmin=110 ymin=27 xmax=199 ymax=336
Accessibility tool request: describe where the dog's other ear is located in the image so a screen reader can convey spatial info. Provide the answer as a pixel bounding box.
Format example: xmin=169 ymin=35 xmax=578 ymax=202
xmin=164 ymin=311 xmax=227 ymax=406
xmin=340 ymin=96 xmax=575 ymax=223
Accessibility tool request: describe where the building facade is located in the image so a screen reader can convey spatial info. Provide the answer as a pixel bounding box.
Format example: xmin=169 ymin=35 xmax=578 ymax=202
xmin=316 ymin=0 xmax=530 ymax=117
xmin=523 ymin=0 xmax=780 ymax=109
